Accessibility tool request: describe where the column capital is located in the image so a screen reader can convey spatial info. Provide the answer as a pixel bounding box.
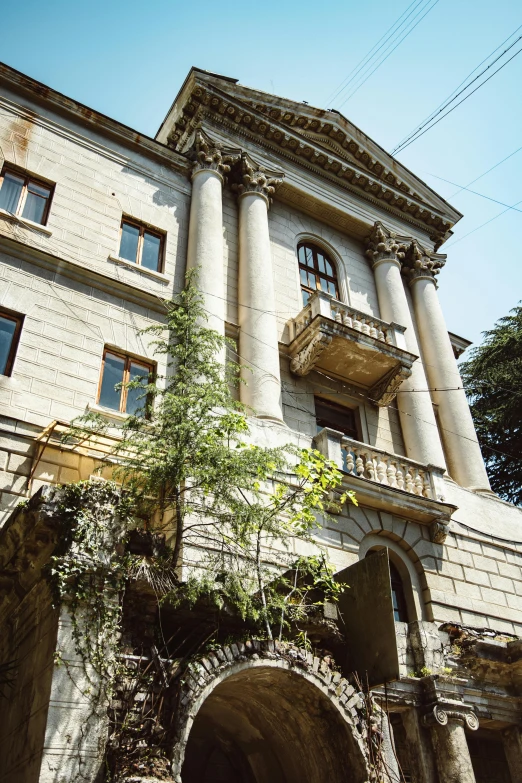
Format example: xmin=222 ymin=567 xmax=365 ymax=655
xmin=402 ymin=240 xmax=446 ymax=285
xmin=422 ymin=702 xmax=479 ymax=730
xmin=232 ymin=153 xmax=284 ymax=207
xmin=365 ymin=221 xmax=409 ymax=269
xmin=189 ymin=129 xmax=241 ymax=181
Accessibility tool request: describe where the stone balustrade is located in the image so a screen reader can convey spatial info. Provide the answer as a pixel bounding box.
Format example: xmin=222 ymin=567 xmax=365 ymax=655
xmin=314 ymin=427 xmax=446 ymax=503
xmin=289 ymin=291 xmax=407 ymax=350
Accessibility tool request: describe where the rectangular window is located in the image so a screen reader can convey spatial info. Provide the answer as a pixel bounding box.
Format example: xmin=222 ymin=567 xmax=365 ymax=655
xmin=0 ymin=309 xmax=23 ymax=376
xmin=98 ymin=348 xmax=153 ymax=416
xmin=315 ymin=397 xmax=359 ymax=440
xmin=118 ymin=219 xmax=164 ymax=273
xmin=0 ymin=168 xmax=53 ymax=225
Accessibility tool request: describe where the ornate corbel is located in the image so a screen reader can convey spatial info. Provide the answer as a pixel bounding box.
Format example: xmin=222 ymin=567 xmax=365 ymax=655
xmin=365 ymin=222 xmax=408 ymax=268
xmin=369 ymin=364 xmax=412 ymax=407
xmin=231 ymin=153 xmax=284 ymax=206
xmin=188 ymin=129 xmax=241 ymax=181
xmin=430 ymin=520 xmax=448 ymax=544
xmin=401 ymin=239 xmax=446 ymax=284
xmin=422 ymin=703 xmax=479 ymax=731
xmin=290 ymin=331 xmax=332 ymax=376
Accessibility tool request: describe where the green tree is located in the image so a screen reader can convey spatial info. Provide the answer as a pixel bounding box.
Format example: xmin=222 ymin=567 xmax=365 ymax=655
xmin=64 ymin=272 xmax=355 ymax=641
xmin=460 ymin=303 xmax=522 ymax=505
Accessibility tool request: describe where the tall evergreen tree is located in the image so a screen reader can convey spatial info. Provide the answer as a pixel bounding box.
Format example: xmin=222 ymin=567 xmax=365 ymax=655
xmin=460 ymin=303 xmax=522 ymax=505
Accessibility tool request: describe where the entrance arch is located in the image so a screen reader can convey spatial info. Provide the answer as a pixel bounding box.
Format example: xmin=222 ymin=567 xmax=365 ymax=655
xmin=172 ymin=642 xmax=370 ymax=783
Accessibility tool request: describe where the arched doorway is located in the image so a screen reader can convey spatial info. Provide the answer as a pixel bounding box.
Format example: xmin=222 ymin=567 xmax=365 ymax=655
xmin=176 ymin=649 xmax=369 ymax=783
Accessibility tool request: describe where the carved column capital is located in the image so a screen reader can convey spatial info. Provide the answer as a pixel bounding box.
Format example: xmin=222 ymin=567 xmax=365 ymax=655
xmin=232 ymin=153 xmax=284 ymax=206
xmin=402 ymin=240 xmax=446 ymax=284
xmin=365 ymin=221 xmax=408 ymax=268
xmin=189 ymin=129 xmax=241 ymax=181
xmin=422 ymin=703 xmax=479 ymax=730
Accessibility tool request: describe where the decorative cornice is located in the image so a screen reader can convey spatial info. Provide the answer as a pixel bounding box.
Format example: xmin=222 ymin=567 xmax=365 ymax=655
xmin=402 ymin=239 xmax=446 ymax=283
xmin=365 ymin=221 xmax=408 ymax=268
xmin=231 ymin=153 xmax=284 ymax=205
xmin=189 ymin=129 xmax=241 ymax=180
xmin=422 ymin=703 xmax=479 ymax=730
xmin=165 ymin=82 xmax=455 ymax=245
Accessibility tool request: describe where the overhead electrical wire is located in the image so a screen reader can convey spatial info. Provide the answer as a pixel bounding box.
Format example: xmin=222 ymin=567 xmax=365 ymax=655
xmin=334 ymin=0 xmax=440 ymax=110
xmin=447 ymin=143 xmax=522 ymax=199
xmin=391 ymin=25 xmax=522 ymax=154
xmin=326 ymin=0 xmax=430 ymax=107
xmin=424 ymin=172 xmax=522 ymax=213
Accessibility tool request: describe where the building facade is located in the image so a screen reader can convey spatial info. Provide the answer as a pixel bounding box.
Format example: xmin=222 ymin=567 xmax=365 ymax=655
xmin=0 ymin=63 xmax=521 ymax=783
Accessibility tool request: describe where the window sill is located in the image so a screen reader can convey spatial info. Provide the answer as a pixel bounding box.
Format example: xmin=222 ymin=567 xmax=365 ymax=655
xmin=88 ymin=403 xmax=128 ymax=422
xmin=108 ymin=254 xmax=170 ymax=283
xmin=0 ymin=208 xmax=53 ymax=236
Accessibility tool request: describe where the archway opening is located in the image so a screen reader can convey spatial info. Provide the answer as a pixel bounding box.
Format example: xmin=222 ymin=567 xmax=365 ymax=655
xmin=181 ymin=664 xmax=367 ymax=783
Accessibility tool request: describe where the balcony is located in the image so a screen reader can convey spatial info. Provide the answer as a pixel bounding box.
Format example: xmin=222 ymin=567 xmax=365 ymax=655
xmin=315 ymin=428 xmax=456 ymax=528
xmin=287 ymin=292 xmax=417 ymax=406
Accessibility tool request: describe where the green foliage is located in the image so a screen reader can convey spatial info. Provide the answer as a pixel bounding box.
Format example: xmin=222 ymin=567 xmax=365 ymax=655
xmin=460 ymin=303 xmax=522 ymax=504
xmin=60 ymin=270 xmax=356 ymax=682
xmin=48 ymin=480 xmax=135 ymax=698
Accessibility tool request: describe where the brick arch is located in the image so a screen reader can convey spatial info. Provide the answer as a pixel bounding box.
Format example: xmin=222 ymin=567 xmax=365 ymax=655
xmin=171 ymin=639 xmax=371 ymax=783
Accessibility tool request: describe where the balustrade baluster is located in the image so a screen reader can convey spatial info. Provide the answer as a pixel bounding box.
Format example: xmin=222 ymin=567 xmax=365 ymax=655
xmin=355 ymin=453 xmax=365 ymax=477
xmin=345 ymin=449 xmax=355 ymax=474
xmin=396 ymin=464 xmax=405 ymax=490
xmin=376 ymin=456 xmax=388 ymax=485
xmin=387 ymin=462 xmax=398 ymax=488
xmin=405 ymin=468 xmax=414 ymax=493
xmin=361 ymin=319 xmax=370 ymax=335
xmin=413 ymin=469 xmax=424 ymax=496
xmin=369 ymin=322 xmax=378 ymax=339
xmin=422 ymin=472 xmax=432 ymax=498
xmin=377 ymin=328 xmax=385 ymax=341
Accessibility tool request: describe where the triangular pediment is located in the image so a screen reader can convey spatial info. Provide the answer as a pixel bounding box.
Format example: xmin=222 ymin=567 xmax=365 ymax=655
xmin=156 ymin=68 xmax=462 ymax=245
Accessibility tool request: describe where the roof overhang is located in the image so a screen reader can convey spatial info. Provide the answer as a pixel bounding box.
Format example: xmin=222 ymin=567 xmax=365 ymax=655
xmin=157 ymin=68 xmax=462 ymax=248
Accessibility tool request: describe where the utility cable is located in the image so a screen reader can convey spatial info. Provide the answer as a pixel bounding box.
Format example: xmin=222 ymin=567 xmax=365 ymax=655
xmin=392 ymin=28 xmax=522 ymax=154
xmin=424 ymin=172 xmax=522 ymax=213
xmin=336 ymin=0 xmax=440 ymax=110
xmin=447 ymin=144 xmax=522 ymax=199
xmin=326 ymin=0 xmax=428 ymax=106
xmin=393 ymin=24 xmax=522 ymax=153
xmin=445 ymin=197 xmax=522 ymax=248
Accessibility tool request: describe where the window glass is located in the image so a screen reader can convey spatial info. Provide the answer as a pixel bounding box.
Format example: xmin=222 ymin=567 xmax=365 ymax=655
xmin=22 ymin=181 xmax=51 ymax=224
xmin=141 ymin=231 xmax=161 ymax=271
xmin=119 ymin=222 xmax=140 ymax=263
xmin=99 ymin=352 xmax=125 ymax=410
xmin=297 ymin=242 xmax=339 ymax=306
xmin=389 ymin=561 xmax=409 ymax=622
xmin=126 ymin=362 xmax=150 ymax=415
xmin=0 ymin=315 xmax=17 ymax=375
xmin=0 ymin=172 xmax=24 ymax=214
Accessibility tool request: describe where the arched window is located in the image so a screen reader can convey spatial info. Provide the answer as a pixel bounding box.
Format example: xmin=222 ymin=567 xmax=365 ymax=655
xmin=297 ymin=242 xmax=339 ymax=306
xmin=365 ymin=549 xmax=409 ymax=622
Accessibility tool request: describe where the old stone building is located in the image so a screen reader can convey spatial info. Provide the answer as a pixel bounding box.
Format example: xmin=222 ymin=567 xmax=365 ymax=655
xmin=0 ymin=62 xmax=521 ymax=783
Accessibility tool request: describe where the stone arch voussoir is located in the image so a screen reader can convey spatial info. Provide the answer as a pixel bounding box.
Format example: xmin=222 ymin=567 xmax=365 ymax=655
xmin=171 ymin=639 xmax=371 ymax=782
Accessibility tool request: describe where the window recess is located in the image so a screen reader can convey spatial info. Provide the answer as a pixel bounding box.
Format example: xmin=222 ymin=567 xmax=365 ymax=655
xmin=0 ymin=309 xmax=23 ymax=377
xmin=118 ymin=218 xmax=164 ymax=273
xmin=97 ymin=348 xmax=154 ymax=416
xmin=315 ymin=397 xmax=360 ymax=440
xmin=0 ymin=167 xmax=53 ymax=225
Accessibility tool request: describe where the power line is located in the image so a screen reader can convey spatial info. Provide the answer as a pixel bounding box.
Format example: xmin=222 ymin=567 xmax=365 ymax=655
xmin=326 ymin=0 xmax=432 ymax=107
xmin=424 ymin=172 xmax=522 ymax=213
xmin=447 ymin=144 xmax=522 ymax=199
xmin=336 ymin=0 xmax=440 ymax=110
xmin=444 ymin=197 xmax=522 ymax=249
xmin=392 ymin=27 xmax=522 ymax=154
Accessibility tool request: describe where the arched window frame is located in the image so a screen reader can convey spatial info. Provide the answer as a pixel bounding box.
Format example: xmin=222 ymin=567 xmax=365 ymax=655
xmin=359 ymin=535 xmax=426 ymax=622
xmin=297 ymin=241 xmax=340 ymax=307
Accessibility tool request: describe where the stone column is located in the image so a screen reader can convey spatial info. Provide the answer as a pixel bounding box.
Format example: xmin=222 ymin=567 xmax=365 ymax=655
xmin=423 ymin=703 xmax=479 ymax=783
xmin=235 ymin=154 xmax=284 ymax=422
xmin=187 ymin=131 xmax=238 ymax=339
xmin=502 ymin=726 xmax=522 ymax=782
xmin=403 ymin=243 xmax=491 ymax=491
xmin=401 ymin=708 xmax=438 ymax=783
xmin=366 ymin=223 xmax=447 ymax=470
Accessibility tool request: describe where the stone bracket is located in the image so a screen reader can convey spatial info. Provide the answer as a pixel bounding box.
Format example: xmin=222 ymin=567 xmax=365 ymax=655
xmin=290 ymin=329 xmax=332 ymax=376
xmin=369 ymin=363 xmax=412 ymax=407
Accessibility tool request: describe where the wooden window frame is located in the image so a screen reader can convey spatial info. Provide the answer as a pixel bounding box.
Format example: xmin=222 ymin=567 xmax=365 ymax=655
xmin=0 ymin=308 xmax=24 ymax=377
xmin=0 ymin=166 xmax=54 ymax=226
xmin=97 ymin=347 xmax=154 ymax=416
xmin=298 ymin=241 xmax=339 ymax=304
xmin=119 ymin=218 xmax=165 ymax=273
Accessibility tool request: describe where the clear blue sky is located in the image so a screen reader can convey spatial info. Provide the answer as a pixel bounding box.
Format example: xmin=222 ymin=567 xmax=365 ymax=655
xmin=3 ymin=0 xmax=522 ymax=349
